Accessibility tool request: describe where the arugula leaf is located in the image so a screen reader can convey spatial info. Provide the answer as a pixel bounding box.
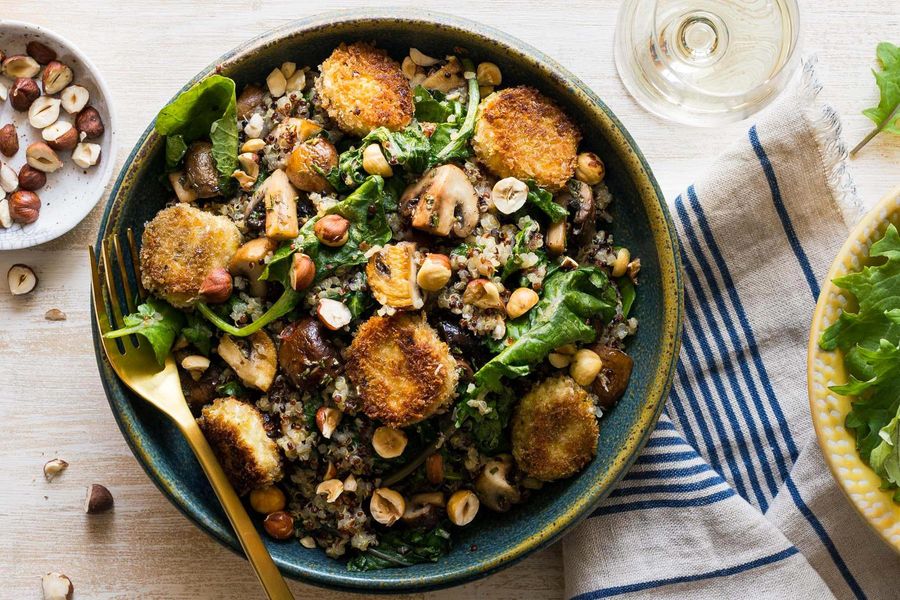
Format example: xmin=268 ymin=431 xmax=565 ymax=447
xmin=526 ymin=181 xmax=568 ymax=223
xmin=347 ymin=526 xmax=452 ymax=571
xmin=103 ymin=297 xmax=185 ymax=365
xmin=821 ymin=224 xmax=900 ymax=500
xmin=182 ymin=312 xmax=214 ymax=355
xmin=197 ymin=176 xmax=392 ymax=337
xmin=853 ymin=42 xmax=900 ymax=155
xmin=154 ymin=74 xmax=238 ymax=193
xmin=413 ymin=86 xmax=463 ymax=123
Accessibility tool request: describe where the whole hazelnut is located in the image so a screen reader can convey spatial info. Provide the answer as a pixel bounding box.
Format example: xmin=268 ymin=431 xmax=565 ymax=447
xmin=75 ymin=106 xmax=105 ymax=139
xmin=0 ymin=124 xmax=18 ymax=157
xmin=198 ymin=267 xmax=232 ymax=303
xmin=263 ymin=510 xmax=295 ymax=540
xmin=43 ymin=122 xmax=78 ymax=151
xmin=26 ymin=41 xmax=57 ymax=64
xmin=289 ymin=253 xmax=316 ymax=291
xmin=9 ymin=77 xmax=40 ymax=111
xmin=84 ymin=483 xmax=114 ymax=514
xmin=9 ymin=190 xmax=41 ymax=224
xmin=313 ymin=214 xmax=350 ymax=247
xmin=42 ymin=61 xmax=74 ymax=95
xmin=18 ymin=165 xmax=47 ymax=191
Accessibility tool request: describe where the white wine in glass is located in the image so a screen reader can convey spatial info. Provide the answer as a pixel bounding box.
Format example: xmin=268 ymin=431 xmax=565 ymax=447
xmin=615 ymin=0 xmax=801 ymax=126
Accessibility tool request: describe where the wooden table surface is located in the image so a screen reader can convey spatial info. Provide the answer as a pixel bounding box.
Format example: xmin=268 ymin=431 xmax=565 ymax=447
xmin=0 ymin=1 xmax=896 ymax=598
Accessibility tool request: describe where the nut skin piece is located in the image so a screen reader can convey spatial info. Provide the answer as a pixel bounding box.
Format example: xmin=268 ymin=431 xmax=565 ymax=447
xmin=198 ymin=267 xmax=233 ymax=304
xmin=314 ymin=214 xmax=350 ymax=247
xmin=289 ymin=253 xmax=315 ymax=291
xmin=26 ymin=41 xmax=57 ymax=64
xmin=263 ymin=510 xmax=295 ymax=540
xmin=43 ymin=458 xmax=69 ymax=481
xmin=75 ymin=106 xmax=105 ymax=139
xmin=9 ymin=190 xmax=41 ymax=224
xmin=84 ymin=483 xmax=114 ymax=514
xmin=42 ymin=61 xmax=74 ymax=95
xmin=249 ymin=485 xmax=286 ymax=514
xmin=41 ymin=572 xmax=73 ymax=600
xmin=8 ymin=264 xmax=38 ymax=295
xmin=0 ymin=124 xmax=18 ymax=156
xmin=9 ymin=77 xmax=40 ymax=111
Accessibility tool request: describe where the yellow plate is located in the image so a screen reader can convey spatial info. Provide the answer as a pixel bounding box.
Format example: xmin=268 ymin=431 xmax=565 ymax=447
xmin=808 ymin=185 xmax=900 ymax=554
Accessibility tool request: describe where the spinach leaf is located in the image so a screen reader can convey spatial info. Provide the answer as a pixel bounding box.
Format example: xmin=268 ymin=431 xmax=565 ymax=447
xmin=197 ymin=176 xmax=392 ymax=337
xmin=501 ymin=217 xmax=541 ymax=280
xmin=428 ymin=59 xmax=480 ymax=164
xmin=853 ymin=42 xmax=900 ymax=155
xmin=326 ymin=126 xmax=431 ymax=191
xmin=347 ymin=526 xmax=452 ymax=571
xmin=103 ymin=297 xmax=185 ymax=365
xmin=413 ymin=86 xmax=463 ymax=123
xmin=216 ymin=380 xmax=248 ymax=398
xmin=821 ymin=224 xmax=900 ymax=499
xmin=618 ymin=277 xmax=637 ymax=318
xmin=526 ymin=181 xmax=568 ymax=223
xmin=182 ymin=312 xmax=214 ymax=355
xmin=454 ymin=386 xmax=516 ymax=453
xmin=154 ymin=74 xmax=238 ymax=193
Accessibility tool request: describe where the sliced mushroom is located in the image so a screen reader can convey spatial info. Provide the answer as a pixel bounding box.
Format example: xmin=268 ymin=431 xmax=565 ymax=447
xmin=228 ymin=238 xmax=277 ymax=297
xmin=401 ymin=492 xmax=445 ymax=528
xmin=422 ymin=56 xmax=465 ymax=93
xmin=184 ymin=141 xmax=220 ymax=198
xmin=217 ymin=331 xmax=277 ymax=392
xmin=567 ymin=180 xmax=595 ymax=231
xmin=256 ymin=169 xmax=299 ymax=240
xmin=401 ymin=164 xmax=478 ymax=238
xmin=278 ymin=318 xmax=340 ymax=392
xmin=236 ymin=84 xmax=265 ymax=120
xmin=589 ymin=345 xmax=634 ymax=410
xmin=475 ymin=455 xmax=521 ymax=512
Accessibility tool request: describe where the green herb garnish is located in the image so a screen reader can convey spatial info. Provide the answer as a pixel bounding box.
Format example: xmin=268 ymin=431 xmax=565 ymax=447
xmin=103 ymin=297 xmax=185 ymax=365
xmin=851 ymin=42 xmax=900 ymax=156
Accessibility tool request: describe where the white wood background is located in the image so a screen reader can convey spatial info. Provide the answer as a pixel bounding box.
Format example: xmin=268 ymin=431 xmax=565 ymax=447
xmin=0 ymin=1 xmax=897 ymax=598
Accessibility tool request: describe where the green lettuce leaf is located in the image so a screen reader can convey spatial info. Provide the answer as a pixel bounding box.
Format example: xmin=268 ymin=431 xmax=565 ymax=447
xmin=155 ymin=74 xmax=238 ymax=193
xmin=181 ymin=312 xmax=214 ymax=355
xmin=413 ymin=86 xmax=463 ymax=123
xmin=862 ymin=42 xmax=900 ymax=136
xmin=103 ymin=297 xmax=185 ymax=365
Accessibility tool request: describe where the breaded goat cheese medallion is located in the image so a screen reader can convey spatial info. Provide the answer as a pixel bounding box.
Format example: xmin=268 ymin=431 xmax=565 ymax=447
xmin=346 ymin=313 xmax=458 ymax=427
xmin=472 ymin=86 xmax=581 ymax=191
xmin=315 ymin=41 xmax=414 ymax=137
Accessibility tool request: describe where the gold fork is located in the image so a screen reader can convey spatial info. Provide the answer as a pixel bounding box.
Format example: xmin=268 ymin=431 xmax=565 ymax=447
xmin=90 ymin=230 xmax=294 ymax=600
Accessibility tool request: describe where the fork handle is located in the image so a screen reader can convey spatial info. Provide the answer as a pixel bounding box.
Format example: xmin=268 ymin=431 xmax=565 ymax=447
xmin=178 ymin=417 xmax=295 ymax=600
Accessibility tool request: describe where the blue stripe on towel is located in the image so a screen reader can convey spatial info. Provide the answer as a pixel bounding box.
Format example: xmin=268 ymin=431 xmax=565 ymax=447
xmin=683 ymin=187 xmax=799 ymax=464
xmin=644 ymin=436 xmax=691 ymax=448
xmin=610 ymin=476 xmax=724 ymax=498
xmin=748 ymin=126 xmax=820 ymax=300
xmin=635 ymin=451 xmax=699 ymax=464
xmin=625 ymin=463 xmax=714 ymax=481
xmin=785 ymin=478 xmax=865 ymax=599
xmin=570 ymin=546 xmax=799 ymax=600
xmin=591 ymin=489 xmax=736 ymax=517
xmin=680 ymin=247 xmax=777 ymax=507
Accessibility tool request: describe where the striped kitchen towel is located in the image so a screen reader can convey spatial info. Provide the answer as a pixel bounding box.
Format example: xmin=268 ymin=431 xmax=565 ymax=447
xmin=563 ymin=59 xmax=900 ymax=600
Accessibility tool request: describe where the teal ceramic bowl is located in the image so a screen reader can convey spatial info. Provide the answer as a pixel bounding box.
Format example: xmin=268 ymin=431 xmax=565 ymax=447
xmin=92 ymin=10 xmax=683 ymax=592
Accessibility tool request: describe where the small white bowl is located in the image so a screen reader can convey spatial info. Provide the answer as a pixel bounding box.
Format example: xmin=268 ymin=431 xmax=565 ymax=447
xmin=0 ymin=20 xmax=117 ymax=250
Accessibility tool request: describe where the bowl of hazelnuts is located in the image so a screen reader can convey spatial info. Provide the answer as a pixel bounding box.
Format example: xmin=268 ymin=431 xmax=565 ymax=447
xmin=0 ymin=20 xmax=116 ymax=249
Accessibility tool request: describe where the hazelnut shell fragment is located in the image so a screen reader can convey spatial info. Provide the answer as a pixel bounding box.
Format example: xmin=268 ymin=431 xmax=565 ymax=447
xmin=84 ymin=483 xmax=114 ymax=514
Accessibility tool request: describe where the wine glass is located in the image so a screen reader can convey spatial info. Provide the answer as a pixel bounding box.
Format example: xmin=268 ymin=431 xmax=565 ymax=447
xmin=614 ymin=0 xmax=801 ymax=127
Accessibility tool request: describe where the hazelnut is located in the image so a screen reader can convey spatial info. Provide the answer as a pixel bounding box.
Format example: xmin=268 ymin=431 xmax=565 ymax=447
xmin=315 ymin=406 xmax=342 ymax=439
xmin=28 ymin=97 xmax=61 ymax=129
xmin=323 ymin=461 xmax=337 ymax=480
xmin=299 ymin=536 xmax=317 ymax=549
xmin=491 ymin=177 xmax=528 ymax=214
xmin=18 ymin=165 xmax=47 ymax=191
xmin=548 ymin=352 xmax=572 ymax=369
xmin=0 ymin=124 xmax=18 ymax=156
xmin=569 ymin=348 xmax=604 ymax=386
xmin=241 ymin=138 xmax=266 ymax=153
xmin=369 ymin=488 xmax=406 ymax=526
xmin=75 ymin=105 xmax=104 ymax=139
xmin=416 ymin=253 xmax=452 ymax=292
xmin=463 ymin=279 xmax=505 ymax=311
xmin=9 ymin=190 xmax=41 ymax=224
xmin=0 ymin=199 xmax=10 ymax=228
xmin=289 ymin=253 xmax=316 ymax=291
xmin=72 ymin=143 xmax=101 ymax=169
xmin=41 ymin=572 xmax=73 ymax=600
xmin=60 ymin=85 xmax=89 ymax=114
xmin=42 ymin=61 xmax=73 ymax=95
xmin=313 ymin=214 xmax=350 ymax=247
xmin=506 ymin=287 xmax=539 ymax=319
xmin=44 ymin=308 xmax=67 ymax=321
xmin=180 ymin=355 xmax=210 ymax=381
xmin=2 ymin=55 xmax=40 ymax=79
xmin=266 ymin=68 xmax=287 ymax=98
xmin=362 ymin=143 xmax=393 ymax=177
xmin=26 ymin=142 xmax=62 ymax=173
xmin=575 ymin=151 xmax=605 ymax=185
xmin=316 ymin=298 xmax=352 ymax=330
xmin=9 ymin=77 xmax=40 ymax=111
xmin=198 ymin=267 xmax=233 ymax=303
xmin=26 ymin=41 xmax=57 ymax=64
xmin=315 ymin=479 xmax=344 ymax=503
xmin=343 ymin=474 xmax=358 ymax=493
xmin=447 ymin=489 xmax=480 ymax=526
xmin=476 ymin=62 xmax=502 ymax=86
xmin=611 ymin=247 xmax=631 ymax=278
xmin=0 ymin=163 xmax=17 ymax=193
xmin=249 ymin=485 xmax=286 ymax=514
xmin=263 ymin=510 xmax=294 ymax=540
xmin=42 ymin=121 xmax=77 ymax=151
xmin=7 ymin=264 xmax=37 ymax=295
xmin=372 ymin=426 xmax=408 ymax=459
xmin=84 ymin=483 xmax=114 ymax=514
xmin=425 ymin=453 xmax=444 ymax=484
xmin=43 ymin=458 xmax=69 ymax=481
